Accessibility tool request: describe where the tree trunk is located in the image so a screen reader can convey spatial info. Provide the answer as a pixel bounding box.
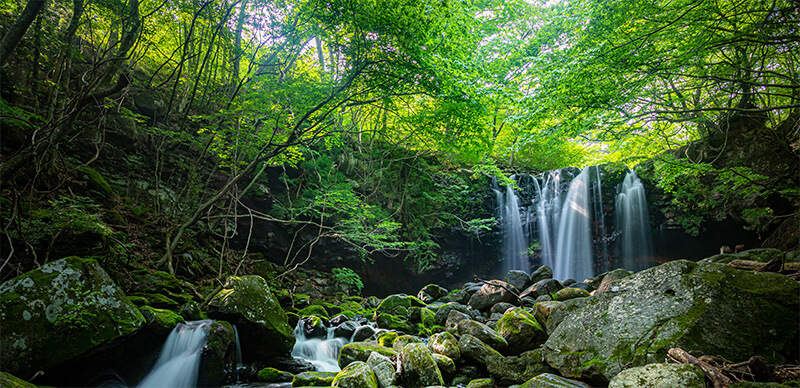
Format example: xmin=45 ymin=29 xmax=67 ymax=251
xmin=0 ymin=0 xmax=47 ymax=65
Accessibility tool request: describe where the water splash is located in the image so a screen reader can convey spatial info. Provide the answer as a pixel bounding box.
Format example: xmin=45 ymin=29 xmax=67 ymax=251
xmin=136 ymin=320 xmax=212 ymax=388
xmin=553 ymin=167 xmax=593 ymax=281
xmin=291 ymin=322 xmax=348 ymax=372
xmin=615 ymin=170 xmax=653 ymax=272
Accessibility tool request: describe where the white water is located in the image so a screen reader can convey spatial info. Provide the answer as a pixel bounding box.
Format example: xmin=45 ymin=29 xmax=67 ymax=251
xmin=553 ymin=167 xmax=593 ymax=281
xmin=615 ymin=170 xmax=653 ymax=272
xmin=291 ymin=322 xmax=349 ymax=372
xmin=494 ymin=176 xmax=529 ymax=274
xmin=136 ymin=320 xmax=212 ymax=388
xmin=592 ymin=166 xmax=609 ymax=273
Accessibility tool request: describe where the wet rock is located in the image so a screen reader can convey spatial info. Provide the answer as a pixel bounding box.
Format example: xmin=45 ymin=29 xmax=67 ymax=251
xmin=417 ymin=284 xmax=448 ymax=304
xmin=432 ymin=353 xmax=456 ymax=381
xmin=608 ymin=363 xmax=704 ymax=388
xmin=428 ymin=331 xmax=460 ymax=360
xmin=553 ymin=287 xmax=590 ymax=301
xmin=400 ymin=342 xmax=444 ymax=387
xmin=530 ymin=266 xmax=554 ymax=283
xmin=433 ymin=302 xmax=475 ymax=326
xmin=334 ymin=320 xmax=360 ymax=339
xmin=505 ymin=270 xmax=532 ymax=290
xmin=375 ymin=313 xmax=414 ymax=334
xmin=457 ymin=319 xmax=508 ymax=351
xmin=465 ymin=377 xmax=493 ymax=388
xmin=339 ymin=342 xmax=398 ymax=368
xmin=519 ymin=373 xmax=590 ymax=387
xmin=207 ymin=275 xmax=294 ymax=361
xmin=520 ymin=279 xmax=563 ymax=300
xmin=352 ymin=325 xmax=377 ymax=342
xmin=495 ymin=307 xmax=547 ymax=355
xmin=293 ymin=371 xmax=338 ymax=386
xmin=258 ymin=367 xmax=295 ymax=383
xmin=594 ymin=269 xmax=633 ymax=294
xmin=330 ymin=314 xmax=351 ymax=326
xmin=0 ymin=257 xmax=145 ymax=378
xmin=468 ymin=280 xmax=518 ymax=311
xmin=333 ymin=361 xmax=378 ymax=388
xmin=445 ymin=309 xmax=472 ymax=331
xmin=198 ymin=320 xmax=237 ymax=387
xmin=486 ymin=349 xmax=554 ymax=385
xmin=367 ymin=351 xmax=396 ymax=388
xmin=377 ymin=331 xmax=398 ymax=348
xmin=300 ymin=315 xmax=328 ymax=338
xmin=491 ymin=302 xmax=515 ymax=315
xmin=139 ymin=306 xmax=185 ymax=335
xmin=392 ymin=335 xmax=423 ymax=353
xmin=543 ymin=260 xmax=800 ymax=384
xmin=458 ymin=334 xmax=503 ymax=364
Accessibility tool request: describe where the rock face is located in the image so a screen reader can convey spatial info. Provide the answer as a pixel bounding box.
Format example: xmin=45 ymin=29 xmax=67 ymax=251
xmin=608 ymin=363 xmax=705 ymax=388
xmin=543 ymin=260 xmax=800 ymax=384
xmin=495 ymin=307 xmax=547 ymax=355
xmin=207 ymin=275 xmax=294 ymax=361
xmin=401 ymin=342 xmax=444 ymax=387
xmin=333 ymin=361 xmax=379 ymax=388
xmin=0 ymin=257 xmax=145 ymax=378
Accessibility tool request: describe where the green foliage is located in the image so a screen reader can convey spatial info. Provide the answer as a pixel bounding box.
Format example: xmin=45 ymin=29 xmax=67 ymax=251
xmin=331 ymin=268 xmax=363 ymax=294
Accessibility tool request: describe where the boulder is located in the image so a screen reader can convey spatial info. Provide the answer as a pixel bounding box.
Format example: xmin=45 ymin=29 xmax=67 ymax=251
xmin=367 ymin=351 xmax=397 ymax=388
xmin=0 ymin=372 xmax=37 ymax=387
xmin=543 ymin=260 xmax=800 ymax=384
xmin=520 ymin=279 xmax=563 ymax=300
xmin=519 ymin=373 xmax=590 ymax=388
xmin=293 ymin=371 xmax=337 ymax=386
xmin=139 ymin=306 xmax=185 ymax=335
xmin=352 ymin=325 xmax=377 ymax=342
xmin=377 ymin=331 xmax=398 ymax=347
xmin=445 ymin=309 xmax=472 ymax=331
xmin=491 ymin=302 xmax=515 ymax=315
xmin=530 ymin=266 xmax=553 ymax=283
xmin=487 ymin=349 xmax=554 ymax=385
xmin=432 ymin=353 xmax=456 ymax=380
xmin=333 ymin=361 xmax=378 ymax=388
xmin=258 ymin=367 xmax=295 ymax=383
xmin=373 ymin=294 xmax=424 ymax=319
xmin=553 ymin=287 xmax=590 ymax=301
xmin=334 ymin=320 xmax=360 ymax=339
xmin=456 ymin=319 xmax=508 ymax=351
xmin=504 ymin=270 xmax=532 ymax=290
xmin=532 ymin=301 xmax=560 ymax=329
xmin=495 ymin=307 xmax=547 ymax=355
xmin=465 ymin=378 xmax=493 ymax=388
xmin=417 ymin=284 xmax=448 ymax=303
xmin=198 ymin=320 xmax=238 ymax=387
xmin=468 ymin=280 xmax=517 ymax=311
xmin=207 ymin=275 xmax=294 ymax=361
xmin=433 ymin=302 xmax=475 ymax=326
xmin=608 ymin=363 xmax=705 ymax=388
xmin=392 ymin=335 xmax=423 ymax=353
xmin=300 ymin=315 xmax=328 ymax=338
xmin=339 ymin=342 xmax=398 ymax=368
xmin=428 ymin=331 xmax=460 ymax=360
xmin=458 ymin=334 xmax=503 ymax=364
xmin=701 ymin=248 xmax=786 ymax=264
xmin=375 ymin=313 xmax=414 ymax=334
xmin=401 ymin=342 xmax=444 ymax=387
xmin=0 ymin=257 xmax=145 ymax=378
xmin=594 ymin=269 xmax=633 ymax=294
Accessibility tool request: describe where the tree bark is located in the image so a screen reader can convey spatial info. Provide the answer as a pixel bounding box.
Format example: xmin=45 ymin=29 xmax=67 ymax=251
xmin=0 ymin=0 xmax=47 ymax=65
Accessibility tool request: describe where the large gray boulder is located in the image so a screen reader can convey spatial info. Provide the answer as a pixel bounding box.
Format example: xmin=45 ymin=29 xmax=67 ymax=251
xmin=486 ymin=349 xmax=554 ymax=385
xmin=207 ymin=275 xmax=295 ymax=361
xmin=504 ymin=270 xmax=531 ymax=290
xmin=0 ymin=257 xmax=145 ymax=378
xmin=401 ymin=342 xmax=444 ymax=387
xmin=332 ymin=361 xmax=379 ymax=388
xmin=543 ymin=260 xmax=799 ymax=384
xmin=519 ymin=373 xmax=590 ymax=388
xmin=428 ymin=331 xmax=460 ymax=360
xmin=495 ymin=307 xmax=547 ymax=355
xmin=456 ymin=319 xmax=508 ymax=351
xmin=458 ymin=334 xmax=503 ymax=364
xmin=468 ymin=280 xmax=517 ymax=311
xmin=367 ymin=351 xmax=396 ymax=388
xmin=608 ymin=363 xmax=705 ymax=388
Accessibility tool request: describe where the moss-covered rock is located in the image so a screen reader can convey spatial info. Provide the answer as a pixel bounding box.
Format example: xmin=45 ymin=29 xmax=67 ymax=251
xmin=401 ymin=342 xmax=444 ymax=387
xmin=293 ymin=371 xmax=338 ymax=387
xmin=299 ymin=304 xmax=330 ymax=318
xmin=207 ymin=275 xmax=294 ymax=361
xmin=338 ymin=342 xmax=398 ymax=368
xmin=495 ymin=307 xmax=547 ymax=355
xmin=468 ymin=280 xmax=518 ymax=311
xmin=456 ymin=319 xmax=508 ymax=351
xmin=0 ymin=372 xmax=38 ymax=387
xmin=543 ymin=260 xmax=800 ymax=385
xmin=418 ymin=284 xmax=448 ymax=303
xmin=366 ymin=351 xmax=396 ymax=388
xmin=465 ymin=378 xmax=493 ymax=388
xmin=259 ymin=367 xmax=295 ymax=382
xmin=458 ymin=333 xmax=503 ymax=365
xmin=77 ymin=166 xmax=113 ymax=196
xmin=126 ymin=295 xmax=149 ymax=307
xmin=198 ymin=320 xmax=237 ymax=387
xmin=0 ymin=257 xmax=145 ymax=378
xmin=487 ymin=349 xmax=554 ymax=385
xmin=553 ymin=288 xmax=590 ymax=301
xmin=332 ymin=361 xmax=378 ymax=388
xmin=392 ymin=335 xmax=423 ymax=352
xmin=129 ymin=269 xmax=192 ymax=305
xmin=701 ymin=248 xmax=788 ymax=264
xmin=375 ymin=313 xmax=414 ymax=334
xmin=432 ymin=353 xmax=456 ymax=381
xmin=139 ymin=306 xmax=185 ymax=335
xmin=518 ymin=373 xmax=590 ymax=387
xmin=377 ymin=331 xmax=398 ymax=347
xmin=373 ymin=294 xmax=425 ymax=319
xmin=428 ymin=331 xmax=460 ymax=360
xmin=608 ymin=363 xmax=704 ymax=388
xmin=433 ymin=302 xmax=475 ymax=326
xmin=179 ymin=300 xmax=206 ymax=320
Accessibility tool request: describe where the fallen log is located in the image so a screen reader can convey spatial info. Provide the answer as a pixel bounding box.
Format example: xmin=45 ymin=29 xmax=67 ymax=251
xmin=728 ymin=259 xmax=798 ymax=273
xmin=668 ymin=348 xmax=733 ymax=388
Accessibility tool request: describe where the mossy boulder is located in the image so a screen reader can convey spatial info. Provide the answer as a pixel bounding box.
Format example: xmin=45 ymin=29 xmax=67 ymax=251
xmin=701 ymin=248 xmax=788 ymax=264
xmin=127 ymin=296 xmax=149 ymax=307
xmin=487 ymin=349 xmax=554 ymax=385
xmin=373 ymin=294 xmax=425 ymax=319
xmin=377 ymin=331 xmax=399 ymax=347
xmin=432 ymin=353 xmax=456 ymax=380
xmin=401 ymin=342 xmax=444 ymax=387
xmin=207 ymin=275 xmax=294 ymax=361
xmin=495 ymin=307 xmax=547 ymax=355
xmin=299 ymin=304 xmax=330 ymax=318
xmin=339 ymin=342 xmax=398 ymax=368
xmin=433 ymin=302 xmax=475 ymax=326
xmin=417 ymin=284 xmax=448 ymax=303
xmin=375 ymin=313 xmax=414 ymax=334
xmin=458 ymin=334 xmax=503 ymax=365
xmin=259 ymin=367 xmax=295 ymax=382
xmin=456 ymin=319 xmax=508 ymax=351
xmin=76 ymin=166 xmax=113 ymax=196
xmin=465 ymin=378 xmax=493 ymax=388
xmin=0 ymin=257 xmax=145 ymax=378
xmin=392 ymin=335 xmax=423 ymax=352
xmin=367 ymin=351 xmax=397 ymax=388
xmin=543 ymin=260 xmax=800 ymax=385
xmin=553 ymin=288 xmax=590 ymax=301
xmin=0 ymin=372 xmax=37 ymax=387
xmin=608 ymin=363 xmax=704 ymax=388
xmin=428 ymin=331 xmax=460 ymax=360
xmin=139 ymin=306 xmax=185 ymax=335
xmin=518 ymin=373 xmax=590 ymax=387
xmin=468 ymin=280 xmax=518 ymax=311
xmin=293 ymin=371 xmax=338 ymax=387
xmin=129 ymin=269 xmax=193 ymax=306
xmin=332 ymin=361 xmax=378 ymax=388
xmin=198 ymin=320 xmax=237 ymax=387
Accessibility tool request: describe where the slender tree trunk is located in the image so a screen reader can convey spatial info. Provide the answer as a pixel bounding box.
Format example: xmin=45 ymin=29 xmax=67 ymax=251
xmin=316 ymin=36 xmax=325 ymax=72
xmin=0 ymin=0 xmax=47 ymax=65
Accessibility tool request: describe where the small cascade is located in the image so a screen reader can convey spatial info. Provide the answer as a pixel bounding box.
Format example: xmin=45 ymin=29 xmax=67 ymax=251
xmin=554 ymin=167 xmax=593 ymax=281
xmin=493 ymin=177 xmax=529 ymax=274
xmin=534 ymin=170 xmax=562 ymax=271
xmin=615 ymin=170 xmax=653 ymax=272
xmin=136 ymin=320 xmax=212 ymax=388
xmin=592 ymin=166 xmax=609 ymax=273
xmin=291 ymin=322 xmax=349 ymax=372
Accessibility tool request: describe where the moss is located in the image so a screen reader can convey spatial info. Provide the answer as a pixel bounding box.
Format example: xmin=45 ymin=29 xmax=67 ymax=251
xmin=375 ymin=313 xmax=414 ymax=334
xmin=259 ymin=367 xmax=295 ymax=383
xmin=466 ymin=378 xmax=493 ymax=388
xmin=126 ymin=296 xmax=149 ymax=307
xmin=76 ymin=166 xmax=113 ymax=196
xmin=338 ymin=301 xmax=363 ymax=313
xmin=377 ymin=331 xmax=398 ymax=347
xmin=338 ymin=342 xmax=398 ymax=368
xmin=420 ymin=308 xmax=436 ymax=327
xmin=131 ymin=292 xmax=180 ymax=309
xmin=331 ymin=361 xmax=378 ymax=388
xmin=139 ymin=306 xmax=185 ymax=335
xmin=0 ymin=372 xmax=37 ymax=387
xmin=298 ymin=304 xmax=330 ymax=318
xmin=292 ymin=371 xmax=337 ymax=386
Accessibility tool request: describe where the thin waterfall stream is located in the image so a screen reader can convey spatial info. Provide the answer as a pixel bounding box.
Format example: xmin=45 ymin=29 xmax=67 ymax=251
xmin=136 ymin=320 xmax=213 ymax=388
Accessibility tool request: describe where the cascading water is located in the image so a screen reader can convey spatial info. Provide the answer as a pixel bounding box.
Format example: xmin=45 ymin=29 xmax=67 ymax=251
xmin=136 ymin=320 xmax=212 ymax=388
xmin=553 ymin=167 xmax=593 ymax=281
xmin=291 ymin=322 xmax=349 ymax=372
xmin=592 ymin=166 xmax=609 ymax=273
xmin=615 ymin=170 xmax=653 ymax=272
xmin=493 ymin=177 xmax=529 ymax=274
xmin=533 ymin=170 xmax=563 ymax=271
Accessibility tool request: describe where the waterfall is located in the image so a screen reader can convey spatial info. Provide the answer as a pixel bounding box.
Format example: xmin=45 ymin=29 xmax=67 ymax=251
xmin=553 ymin=167 xmax=593 ymax=281
xmin=615 ymin=170 xmax=653 ymax=272
xmin=534 ymin=170 xmax=562 ymax=271
xmin=592 ymin=166 xmax=609 ymax=273
xmin=136 ymin=320 xmax=212 ymax=388
xmin=291 ymin=322 xmax=349 ymax=372
xmin=493 ymin=177 xmax=529 ymax=274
